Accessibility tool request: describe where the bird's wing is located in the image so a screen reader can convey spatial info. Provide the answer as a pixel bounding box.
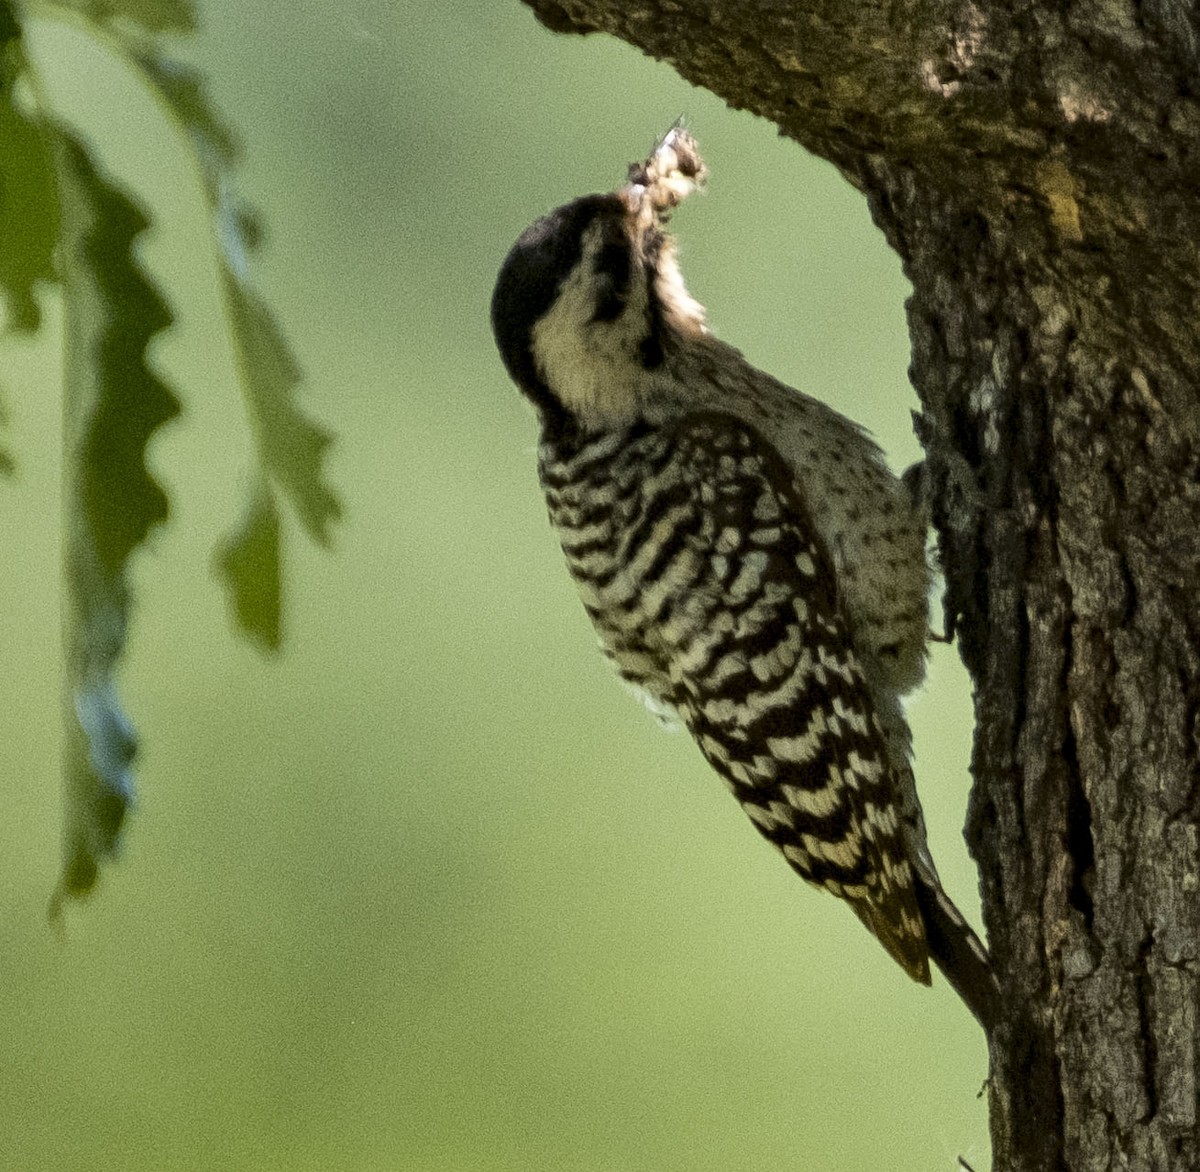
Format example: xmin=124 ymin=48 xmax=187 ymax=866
xmin=655 ymin=410 xmax=931 ymax=982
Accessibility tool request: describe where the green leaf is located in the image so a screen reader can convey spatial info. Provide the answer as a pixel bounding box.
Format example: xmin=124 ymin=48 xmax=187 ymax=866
xmin=135 ymin=48 xmax=341 ymax=633
xmin=0 ymin=48 xmax=59 ymax=332
xmin=49 ymin=0 xmax=196 ymax=35
xmin=0 ymin=1 xmax=20 ymax=53
xmin=52 ymin=125 xmax=180 ymax=903
xmin=221 ymin=270 xmax=340 ymax=544
xmin=132 ymin=52 xmax=238 ymax=178
xmin=214 ymin=478 xmax=282 ymax=650
xmin=0 ymin=390 xmax=13 ymax=476
xmin=0 ymin=23 xmax=48 ymax=474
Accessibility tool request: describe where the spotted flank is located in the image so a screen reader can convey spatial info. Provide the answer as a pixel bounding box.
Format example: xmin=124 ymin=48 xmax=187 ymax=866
xmin=541 ymin=410 xmax=931 ymax=982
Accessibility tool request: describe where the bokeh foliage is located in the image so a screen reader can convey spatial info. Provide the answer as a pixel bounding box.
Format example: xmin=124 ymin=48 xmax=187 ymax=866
xmin=0 ymin=0 xmax=338 ymax=902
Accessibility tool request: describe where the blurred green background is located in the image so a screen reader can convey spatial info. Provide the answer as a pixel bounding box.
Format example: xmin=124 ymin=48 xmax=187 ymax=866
xmin=0 ymin=2 xmax=990 ymax=1168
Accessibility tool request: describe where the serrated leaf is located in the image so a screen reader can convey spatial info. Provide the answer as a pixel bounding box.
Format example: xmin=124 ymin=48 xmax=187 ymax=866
xmin=53 ymin=125 xmax=180 ymax=903
xmin=134 ymin=47 xmax=340 ymax=636
xmin=133 ymin=52 xmax=238 ymax=178
xmin=221 ymin=269 xmax=340 ymax=543
xmin=50 ymin=0 xmax=196 ymax=34
xmin=58 ymin=679 xmax=137 ymax=902
xmin=214 ymin=478 xmax=281 ymax=650
xmin=0 ymin=53 xmax=59 ymax=332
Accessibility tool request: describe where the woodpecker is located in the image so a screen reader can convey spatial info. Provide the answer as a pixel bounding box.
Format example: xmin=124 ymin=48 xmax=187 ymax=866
xmin=491 ymin=128 xmax=997 ymax=1031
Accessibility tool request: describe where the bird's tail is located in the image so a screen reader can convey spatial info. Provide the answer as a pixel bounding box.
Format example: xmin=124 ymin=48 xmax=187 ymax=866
xmin=912 ymin=872 xmax=1000 ymax=1033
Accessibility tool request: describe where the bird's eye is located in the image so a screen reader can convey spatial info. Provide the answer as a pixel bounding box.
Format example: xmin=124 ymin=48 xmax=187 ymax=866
xmin=590 ymin=230 xmax=632 ymax=323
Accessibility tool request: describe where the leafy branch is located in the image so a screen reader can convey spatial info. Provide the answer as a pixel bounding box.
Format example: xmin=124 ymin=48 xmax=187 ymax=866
xmin=0 ymin=0 xmax=340 ymax=904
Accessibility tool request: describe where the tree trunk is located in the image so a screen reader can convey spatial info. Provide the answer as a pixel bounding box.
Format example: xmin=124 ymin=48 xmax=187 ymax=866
xmin=521 ymin=2 xmax=1200 ymax=1168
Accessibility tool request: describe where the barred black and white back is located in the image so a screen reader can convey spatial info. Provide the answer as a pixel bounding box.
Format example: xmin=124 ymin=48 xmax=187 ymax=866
xmin=492 ymin=129 xmax=998 ymax=1031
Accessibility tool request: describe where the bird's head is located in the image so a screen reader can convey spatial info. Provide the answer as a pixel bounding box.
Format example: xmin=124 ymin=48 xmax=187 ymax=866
xmin=491 ymin=129 xmax=708 ymax=432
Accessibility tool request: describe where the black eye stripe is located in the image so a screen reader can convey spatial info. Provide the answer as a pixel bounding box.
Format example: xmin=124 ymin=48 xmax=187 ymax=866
xmin=590 ymin=233 xmax=632 ymax=323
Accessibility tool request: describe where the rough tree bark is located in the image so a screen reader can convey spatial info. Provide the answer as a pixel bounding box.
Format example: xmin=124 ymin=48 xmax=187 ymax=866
xmin=520 ymin=1 xmax=1200 ymax=1169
